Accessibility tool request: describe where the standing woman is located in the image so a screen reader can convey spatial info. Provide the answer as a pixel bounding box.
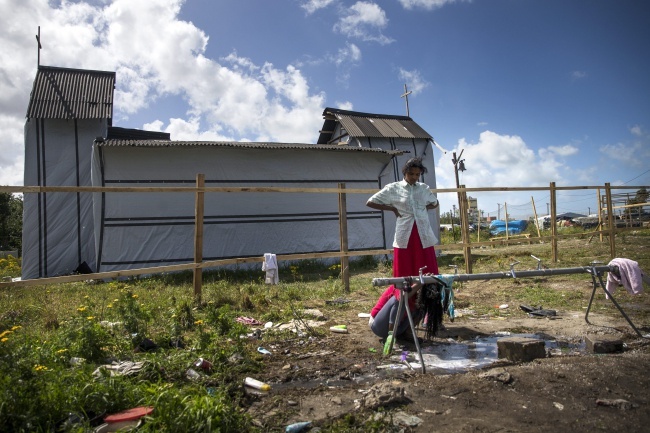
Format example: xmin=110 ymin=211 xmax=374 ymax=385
xmin=366 ymin=156 xmax=440 ymax=343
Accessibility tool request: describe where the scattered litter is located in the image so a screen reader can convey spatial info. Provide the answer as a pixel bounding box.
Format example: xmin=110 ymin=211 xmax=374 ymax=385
xmin=69 ymin=357 xmax=86 ymax=366
xmin=135 ymin=338 xmax=158 ymax=352
xmin=596 ymin=398 xmax=639 ymax=410
xmin=236 ymin=316 xmax=263 ymax=326
xmin=520 ymin=304 xmax=557 ymax=317
xmin=99 ymin=321 xmax=122 ymax=329
xmin=244 ymin=377 xmax=271 ymax=391
xmin=93 ymin=361 xmax=146 ymax=378
xmin=264 ymin=321 xmax=274 ymax=328
xmin=186 ymin=368 xmax=202 ymax=381
xmin=330 ymin=325 xmax=348 ymax=333
xmin=257 ymin=347 xmax=272 ymax=356
xmin=296 ymin=350 xmax=334 ymax=359
xmin=285 ymin=421 xmax=312 ymax=432
xmin=193 ymin=358 xmax=212 ymax=372
xmin=358 ymin=312 xmax=371 ymax=318
xmin=553 ymin=402 xmax=564 ymax=410
xmin=496 ymin=304 xmax=509 ymax=309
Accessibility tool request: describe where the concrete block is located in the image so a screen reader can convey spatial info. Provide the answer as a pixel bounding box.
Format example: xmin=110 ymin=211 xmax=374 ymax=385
xmin=585 ymin=335 xmax=624 ymax=354
xmin=497 ymin=337 xmax=546 ymax=362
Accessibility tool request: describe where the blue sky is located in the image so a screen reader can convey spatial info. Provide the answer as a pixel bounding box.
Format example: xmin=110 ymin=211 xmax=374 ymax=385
xmin=1 ymin=0 xmax=649 ymax=220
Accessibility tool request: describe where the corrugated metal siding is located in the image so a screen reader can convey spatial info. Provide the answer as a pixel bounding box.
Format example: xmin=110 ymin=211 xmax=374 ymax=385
xmin=96 ymin=139 xmax=404 ymax=155
xmin=26 ymin=66 xmax=115 ymax=120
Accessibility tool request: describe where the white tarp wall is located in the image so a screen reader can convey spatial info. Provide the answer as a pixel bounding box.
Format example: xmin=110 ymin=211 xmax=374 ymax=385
xmin=91 ymin=143 xmax=397 ymax=273
xmin=22 ymin=119 xmax=105 ymax=279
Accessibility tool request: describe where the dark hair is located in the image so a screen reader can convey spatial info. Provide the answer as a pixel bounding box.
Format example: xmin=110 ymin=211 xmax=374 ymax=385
xmin=401 ymin=156 xmax=428 ymax=176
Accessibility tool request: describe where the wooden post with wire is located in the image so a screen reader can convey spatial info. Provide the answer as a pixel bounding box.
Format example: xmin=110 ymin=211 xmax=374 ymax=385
xmin=604 ymin=183 xmax=616 ymax=259
xmin=338 ymin=183 xmax=350 ymax=292
xmin=531 ymin=196 xmax=542 ymax=239
xmin=193 ymin=174 xmax=205 ymax=302
xmin=550 ymin=182 xmax=558 ymax=262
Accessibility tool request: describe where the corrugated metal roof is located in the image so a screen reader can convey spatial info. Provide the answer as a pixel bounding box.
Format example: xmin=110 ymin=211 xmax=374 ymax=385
xmin=318 ymin=107 xmax=432 ymax=144
xmin=26 ymin=66 xmax=115 ymax=120
xmin=107 ymin=126 xmax=170 ymax=141
xmin=95 ymin=139 xmax=405 ymax=155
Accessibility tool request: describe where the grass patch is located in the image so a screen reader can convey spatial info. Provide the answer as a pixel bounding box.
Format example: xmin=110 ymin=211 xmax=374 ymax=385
xmin=1 ymin=231 xmax=648 ymax=431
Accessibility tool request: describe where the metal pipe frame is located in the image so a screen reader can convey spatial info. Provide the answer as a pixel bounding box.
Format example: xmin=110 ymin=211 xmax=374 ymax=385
xmin=372 ymin=263 xmax=647 ymax=341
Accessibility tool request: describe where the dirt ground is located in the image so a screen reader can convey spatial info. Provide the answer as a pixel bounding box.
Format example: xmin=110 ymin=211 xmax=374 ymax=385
xmin=244 ymin=275 xmax=650 ymax=432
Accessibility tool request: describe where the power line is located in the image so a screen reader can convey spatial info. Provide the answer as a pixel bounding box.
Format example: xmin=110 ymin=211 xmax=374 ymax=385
xmin=618 ymin=169 xmax=650 ymax=185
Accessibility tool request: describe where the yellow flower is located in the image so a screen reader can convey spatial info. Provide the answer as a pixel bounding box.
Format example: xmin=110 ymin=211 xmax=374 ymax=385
xmin=11 ymin=326 xmax=22 ymax=331
xmin=194 ymin=320 xmax=204 ymax=326
xmin=132 ymin=294 xmax=139 ymax=299
xmin=77 ymin=306 xmax=87 ymax=313
xmin=87 ymin=316 xmax=95 ymax=321
xmin=1 ymin=337 xmax=8 ymax=343
xmin=56 ymin=349 xmax=68 ymax=354
xmin=0 ymin=330 xmax=12 ymax=339
xmin=113 ymin=299 xmax=119 ymax=303
xmin=34 ymin=365 xmax=49 ymax=372
xmin=107 ymin=304 xmax=113 ymax=308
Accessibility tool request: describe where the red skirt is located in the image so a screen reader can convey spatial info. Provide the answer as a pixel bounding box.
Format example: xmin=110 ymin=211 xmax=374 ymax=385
xmin=391 ymin=223 xmax=439 ymax=305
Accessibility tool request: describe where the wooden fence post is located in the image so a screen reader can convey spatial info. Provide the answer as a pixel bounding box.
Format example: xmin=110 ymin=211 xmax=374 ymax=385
xmin=460 ymin=185 xmax=472 ymax=274
xmin=193 ymin=174 xmax=205 ymax=302
xmin=604 ymin=183 xmax=616 ymax=259
xmin=338 ymin=183 xmax=350 ymax=292
xmin=550 ymin=182 xmax=558 ymax=262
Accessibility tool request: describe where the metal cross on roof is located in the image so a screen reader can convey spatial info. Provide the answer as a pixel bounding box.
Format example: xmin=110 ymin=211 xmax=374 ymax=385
xmin=401 ymin=83 xmax=412 ymax=117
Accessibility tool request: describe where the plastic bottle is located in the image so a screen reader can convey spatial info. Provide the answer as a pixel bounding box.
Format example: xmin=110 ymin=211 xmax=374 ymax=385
xmin=329 ymin=325 xmax=348 ymax=333
xmin=244 ymin=377 xmax=271 ymax=391
xmin=383 ymin=331 xmax=394 ymax=356
xmin=285 ymin=421 xmax=312 ymax=432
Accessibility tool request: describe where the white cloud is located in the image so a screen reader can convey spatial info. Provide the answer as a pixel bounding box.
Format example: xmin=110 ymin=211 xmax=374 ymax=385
xmin=397 ymin=68 xmax=429 ymax=95
xmin=630 ymin=124 xmax=643 ymax=137
xmin=0 ymin=0 xmax=328 ymax=185
xmin=571 ymin=70 xmax=587 ymax=80
xmin=436 ymin=130 xmax=567 ymax=189
xmin=301 ymin=0 xmax=336 ymax=15
xmin=335 ymin=101 xmax=354 ymax=110
xmin=546 ymin=144 xmax=579 ymax=157
xmin=433 ymin=130 xmax=570 ymax=216
xmin=334 ymin=1 xmax=394 ymax=44
xmin=599 ymin=142 xmax=645 ymax=168
xmin=334 ymin=43 xmax=362 ymax=66
xmin=398 ymin=0 xmax=465 ymax=11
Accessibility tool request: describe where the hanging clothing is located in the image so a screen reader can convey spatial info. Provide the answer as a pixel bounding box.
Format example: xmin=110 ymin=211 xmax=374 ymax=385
xmin=262 ymin=253 xmax=279 ymax=284
xmin=606 ymin=258 xmax=647 ymax=297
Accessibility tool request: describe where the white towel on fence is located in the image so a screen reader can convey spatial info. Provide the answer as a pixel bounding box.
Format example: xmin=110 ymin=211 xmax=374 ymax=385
xmin=262 ymin=253 xmax=279 ymax=284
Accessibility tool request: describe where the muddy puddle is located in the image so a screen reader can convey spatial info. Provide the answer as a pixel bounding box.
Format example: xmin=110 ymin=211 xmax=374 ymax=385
xmin=385 ymin=332 xmax=586 ymax=374
xmin=258 ymin=333 xmax=586 ymax=393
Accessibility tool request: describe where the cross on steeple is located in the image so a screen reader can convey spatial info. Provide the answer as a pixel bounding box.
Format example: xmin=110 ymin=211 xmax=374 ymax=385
xmin=401 ymin=83 xmax=412 ymax=117
xmin=35 ymin=26 xmax=42 ymax=67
